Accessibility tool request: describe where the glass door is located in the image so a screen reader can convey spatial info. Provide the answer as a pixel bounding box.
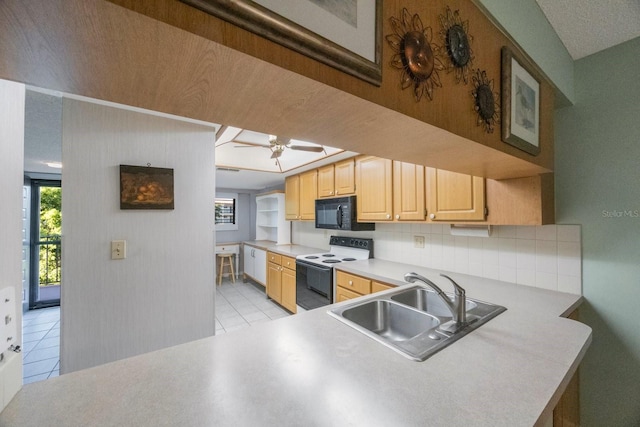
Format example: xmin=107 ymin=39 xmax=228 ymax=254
xmin=29 ymin=180 xmax=61 ymax=309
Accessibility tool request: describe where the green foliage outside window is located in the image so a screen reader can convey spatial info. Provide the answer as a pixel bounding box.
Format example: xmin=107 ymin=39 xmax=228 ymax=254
xmin=39 ymin=187 xmax=61 ymax=286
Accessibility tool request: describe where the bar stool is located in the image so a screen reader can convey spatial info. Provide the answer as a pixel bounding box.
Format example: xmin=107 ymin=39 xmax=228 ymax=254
xmin=217 ymin=253 xmax=236 ymax=286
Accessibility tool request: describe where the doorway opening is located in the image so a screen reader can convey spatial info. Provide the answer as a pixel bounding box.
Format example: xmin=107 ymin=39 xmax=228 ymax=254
xmin=29 ymin=179 xmax=62 ymax=309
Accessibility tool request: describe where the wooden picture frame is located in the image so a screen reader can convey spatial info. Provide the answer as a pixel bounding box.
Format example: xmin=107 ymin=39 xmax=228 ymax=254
xmin=120 ymin=165 xmax=174 ymax=210
xmin=501 ymin=46 xmax=541 ymax=156
xmin=181 ymin=0 xmax=382 ymax=86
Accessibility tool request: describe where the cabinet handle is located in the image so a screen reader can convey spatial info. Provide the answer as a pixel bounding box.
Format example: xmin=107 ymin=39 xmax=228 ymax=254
xmin=348 ymin=280 xmax=353 ymax=286
xmin=395 ymin=214 xmax=400 ymax=219
xmin=430 ymin=213 xmax=436 ymax=220
xmin=386 ymin=214 xmax=391 ymax=219
xmin=330 ymin=191 xmax=333 ymax=195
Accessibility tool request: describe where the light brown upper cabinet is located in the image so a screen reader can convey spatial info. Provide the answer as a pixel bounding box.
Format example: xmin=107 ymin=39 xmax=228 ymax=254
xmin=318 ymin=158 xmax=355 ymax=199
xmin=393 ymin=161 xmax=426 ymax=221
xmin=426 ymin=168 xmax=486 ymax=221
xmin=317 ymin=164 xmax=335 ymax=198
xmin=334 ymin=158 xmax=355 ymax=196
xmin=285 ymin=175 xmax=300 ymax=220
xmin=356 ymin=156 xmax=393 ymax=221
xmin=285 ymin=170 xmax=317 ymax=220
xmin=299 ymin=169 xmax=317 ymax=220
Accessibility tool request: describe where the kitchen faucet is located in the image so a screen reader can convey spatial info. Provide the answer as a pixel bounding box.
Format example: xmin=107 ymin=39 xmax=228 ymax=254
xmin=404 ymin=272 xmax=467 ymax=333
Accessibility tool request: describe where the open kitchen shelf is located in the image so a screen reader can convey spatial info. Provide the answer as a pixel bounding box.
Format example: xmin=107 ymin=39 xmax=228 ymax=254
xmin=256 ymin=191 xmax=290 ymax=244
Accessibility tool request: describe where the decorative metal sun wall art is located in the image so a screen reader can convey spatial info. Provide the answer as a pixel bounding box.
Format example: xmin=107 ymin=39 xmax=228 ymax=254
xmin=439 ymin=6 xmax=474 ymax=84
xmin=471 ymin=69 xmax=500 ymax=133
xmin=386 ymin=8 xmax=444 ymax=101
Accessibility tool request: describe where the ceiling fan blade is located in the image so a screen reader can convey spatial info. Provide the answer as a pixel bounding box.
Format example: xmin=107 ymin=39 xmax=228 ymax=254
xmin=289 ymin=145 xmax=324 ymax=153
xmin=231 ymin=140 xmax=271 ymax=148
xmin=270 ymin=150 xmax=283 ymax=159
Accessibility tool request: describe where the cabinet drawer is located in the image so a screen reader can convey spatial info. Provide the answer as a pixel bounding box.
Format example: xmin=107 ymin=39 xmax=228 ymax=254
xmin=281 ymin=255 xmax=296 ymax=271
xmin=336 ymin=271 xmax=371 ymax=295
xmin=336 ymin=286 xmax=363 ymax=302
xmin=216 ymin=244 xmax=239 ymax=254
xmin=372 ymin=281 xmax=394 ymax=294
xmin=267 ymin=251 xmax=282 ymax=265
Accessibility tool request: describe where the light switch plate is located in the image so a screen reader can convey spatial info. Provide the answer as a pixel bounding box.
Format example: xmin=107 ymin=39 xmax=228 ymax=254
xmin=413 ymin=235 xmax=425 ymax=249
xmin=111 ymin=240 xmax=126 ymax=260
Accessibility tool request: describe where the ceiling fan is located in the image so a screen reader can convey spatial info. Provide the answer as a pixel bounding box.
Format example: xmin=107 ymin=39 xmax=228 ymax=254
xmin=234 ymin=135 xmax=325 ymax=159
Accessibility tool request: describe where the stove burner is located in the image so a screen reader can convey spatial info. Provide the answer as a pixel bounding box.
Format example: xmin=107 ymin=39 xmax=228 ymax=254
xmin=342 ymin=258 xmax=356 ymax=261
xmin=323 ymin=259 xmax=341 ymax=264
xmin=322 ymin=254 xmax=335 ymax=257
xmin=305 ymin=256 xmax=319 ymax=259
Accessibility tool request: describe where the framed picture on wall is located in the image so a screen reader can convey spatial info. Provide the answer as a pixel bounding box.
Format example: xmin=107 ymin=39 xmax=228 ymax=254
xmin=501 ymin=46 xmax=541 ymax=155
xmin=120 ymin=165 xmax=174 ymax=210
xmin=180 ymin=0 xmax=382 ymax=86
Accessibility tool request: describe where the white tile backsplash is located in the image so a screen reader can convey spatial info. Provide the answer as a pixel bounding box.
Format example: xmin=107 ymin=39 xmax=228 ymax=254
xmin=291 ymin=223 xmax=583 ymax=295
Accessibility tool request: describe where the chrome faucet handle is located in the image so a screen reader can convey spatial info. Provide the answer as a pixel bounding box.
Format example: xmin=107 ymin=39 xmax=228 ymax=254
xmin=439 ymin=274 xmax=465 ymax=296
xmin=440 ymin=274 xmax=466 ymax=325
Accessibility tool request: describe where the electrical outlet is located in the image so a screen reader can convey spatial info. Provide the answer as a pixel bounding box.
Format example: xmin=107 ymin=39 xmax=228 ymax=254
xmin=413 ymin=235 xmax=425 ymax=248
xmin=111 ymin=240 xmax=126 ymax=260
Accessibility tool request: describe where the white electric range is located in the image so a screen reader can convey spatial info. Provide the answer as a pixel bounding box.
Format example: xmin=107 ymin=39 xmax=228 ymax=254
xmin=295 ymin=236 xmax=373 ymax=310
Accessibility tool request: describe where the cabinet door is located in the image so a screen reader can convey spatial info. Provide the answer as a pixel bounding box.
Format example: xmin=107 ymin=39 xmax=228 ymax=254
xmin=336 ymin=271 xmax=371 ymax=295
xmin=335 ymin=286 xmax=363 ymax=302
xmin=356 ymin=156 xmax=393 ymax=221
xmin=243 ymin=245 xmax=254 ymax=279
xmin=267 ymin=261 xmax=282 ymax=302
xmin=285 ymin=175 xmax=300 ymax=220
xmin=393 ymin=161 xmax=426 ymax=221
xmin=317 ymin=165 xmax=335 ymax=198
xmin=372 ymin=281 xmax=394 ymax=294
xmin=280 ymin=267 xmax=297 ymax=313
xmin=334 ymin=158 xmax=355 ymax=196
xmin=427 ymin=168 xmax=486 ymax=221
xmin=253 ymin=248 xmax=267 ymax=285
xmin=299 ymin=170 xmax=318 ymax=220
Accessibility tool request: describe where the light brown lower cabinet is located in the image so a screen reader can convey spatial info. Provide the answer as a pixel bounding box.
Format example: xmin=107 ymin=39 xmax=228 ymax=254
xmin=371 ymin=281 xmax=394 ymax=293
xmin=335 ymin=271 xmax=395 ymax=302
xmin=266 ymin=252 xmax=297 ymax=313
xmin=553 ymin=309 xmax=580 ymax=427
xmin=280 ymin=266 xmax=296 ymax=313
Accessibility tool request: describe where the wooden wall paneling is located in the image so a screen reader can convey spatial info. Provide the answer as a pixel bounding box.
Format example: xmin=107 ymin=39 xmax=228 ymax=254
xmin=107 ymin=0 xmax=555 ymax=172
xmin=0 ymin=0 xmax=554 ymax=180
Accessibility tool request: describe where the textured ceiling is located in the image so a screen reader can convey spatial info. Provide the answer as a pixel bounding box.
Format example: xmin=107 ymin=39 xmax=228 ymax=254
xmin=536 ymin=0 xmax=640 ymax=59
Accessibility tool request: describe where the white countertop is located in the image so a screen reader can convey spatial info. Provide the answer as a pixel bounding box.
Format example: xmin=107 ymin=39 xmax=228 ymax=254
xmin=0 ymin=257 xmax=591 ymax=426
xmin=242 ymin=240 xmax=325 ymax=257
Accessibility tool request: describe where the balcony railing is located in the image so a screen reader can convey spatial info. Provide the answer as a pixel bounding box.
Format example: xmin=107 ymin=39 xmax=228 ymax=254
xmin=39 ymin=234 xmax=61 ymax=287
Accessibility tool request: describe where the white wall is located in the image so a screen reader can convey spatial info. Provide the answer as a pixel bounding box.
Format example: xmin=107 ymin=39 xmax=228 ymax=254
xmin=292 ymin=222 xmax=582 ymax=295
xmin=0 ymin=79 xmax=25 ymax=409
xmin=61 ymin=99 xmax=216 ymax=373
xmin=477 ymin=0 xmax=574 ymax=105
xmin=215 ymin=190 xmax=254 ymax=243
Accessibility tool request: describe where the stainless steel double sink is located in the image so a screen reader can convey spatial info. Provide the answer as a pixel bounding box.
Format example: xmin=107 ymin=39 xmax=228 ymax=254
xmin=328 ymin=285 xmax=506 ymax=361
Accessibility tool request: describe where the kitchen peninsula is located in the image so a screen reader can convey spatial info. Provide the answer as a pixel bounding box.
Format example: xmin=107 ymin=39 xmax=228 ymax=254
xmin=0 ymin=260 xmax=590 ymax=427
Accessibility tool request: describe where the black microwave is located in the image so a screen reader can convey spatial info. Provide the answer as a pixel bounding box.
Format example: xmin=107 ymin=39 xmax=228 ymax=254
xmin=315 ymin=196 xmax=375 ymax=231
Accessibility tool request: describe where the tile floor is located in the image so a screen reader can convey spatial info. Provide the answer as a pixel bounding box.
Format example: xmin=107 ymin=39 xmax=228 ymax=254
xmin=19 ymin=278 xmax=288 ymax=384
xmin=216 ymin=278 xmax=291 ymax=334
xmin=21 ymin=306 xmax=60 ymax=384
